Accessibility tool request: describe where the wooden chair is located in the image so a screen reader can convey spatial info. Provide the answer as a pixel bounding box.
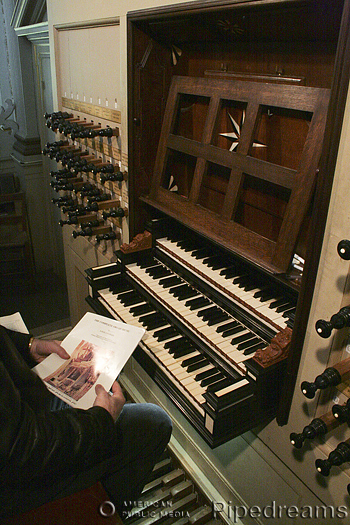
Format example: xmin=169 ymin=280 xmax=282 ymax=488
xmin=2 ymin=482 xmax=124 ymax=525
xmin=0 ymin=191 xmax=35 ymax=278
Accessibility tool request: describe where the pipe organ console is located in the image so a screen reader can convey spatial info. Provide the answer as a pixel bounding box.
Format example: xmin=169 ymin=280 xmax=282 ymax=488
xmin=46 ymin=0 xmax=350 ymax=519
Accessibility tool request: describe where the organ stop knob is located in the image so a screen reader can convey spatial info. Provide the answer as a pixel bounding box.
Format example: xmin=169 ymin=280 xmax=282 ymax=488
xmin=290 ymin=411 xmax=341 ymax=448
xmin=338 ymin=239 xmax=350 ymax=260
xmin=332 ymin=398 xmax=350 ymax=423
xmin=315 ymin=438 xmax=350 ymax=476
xmin=301 ymin=357 xmax=350 ymax=398
xmin=315 ymin=306 xmax=350 ymax=338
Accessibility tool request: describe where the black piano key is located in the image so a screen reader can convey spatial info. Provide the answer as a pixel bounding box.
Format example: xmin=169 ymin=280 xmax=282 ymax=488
xmin=138 ymin=255 xmax=158 ymax=268
xmin=222 ymin=325 xmax=244 ymax=338
xmin=185 ymin=296 xmax=211 ymax=310
xmin=173 ymin=346 xmax=197 ymax=359
xmin=153 ymin=326 xmax=179 ymax=341
xmin=118 ymin=291 xmax=143 ymax=306
xmin=168 ymin=343 xmax=188 ymax=355
xmin=283 ymin=307 xmax=296 ymax=319
xmin=276 ymin=302 xmax=293 ymax=313
xmin=237 ymin=336 xmax=262 ymax=350
xmin=177 ymin=288 xmax=199 ymax=300
xmin=130 ymin=303 xmax=154 ymax=315
xmin=165 ymin=337 xmax=188 ymax=350
xmin=253 ymin=287 xmax=275 ymax=300
xmin=170 ymin=341 xmax=195 ymax=355
xmin=207 ymin=378 xmax=232 ymax=393
xmin=232 ymin=274 xmax=249 ymax=285
xmin=216 ymin=320 xmax=239 ymax=333
xmin=202 ymin=256 xmax=226 ymax=269
xmin=278 ymin=304 xmax=295 ymax=315
xmin=207 ymin=311 xmax=230 ymax=326
xmin=220 ymin=266 xmax=240 ymax=278
xmin=145 ymin=263 xmax=161 ymax=274
xmin=197 ymin=306 xmax=218 ymax=318
xmin=182 ymin=354 xmax=205 ymax=367
xmin=231 ymin=332 xmax=254 ymax=345
xmin=268 ymin=298 xmax=287 ymax=309
xmin=195 ymin=367 xmax=218 ymax=381
xmin=169 ymin=284 xmax=188 ymax=296
xmin=110 ymin=278 xmax=133 ymax=294
xmin=211 ymin=261 xmax=229 ymax=271
xmin=201 ymin=307 xmax=223 ymax=321
xmin=147 ymin=265 xmax=172 ymax=278
xmin=243 ymin=343 xmax=264 ymax=355
xmin=176 ymin=239 xmax=193 ymax=250
xmin=139 ymin=313 xmax=167 ymax=330
xmin=138 ymin=312 xmax=159 ymax=324
xmin=148 ymin=318 xmax=169 ymax=330
xmin=242 ymin=281 xmax=261 ymax=292
xmin=201 ymin=372 xmax=225 ymax=387
xmin=159 ymin=275 xmax=182 ymax=288
xmin=187 ymin=358 xmax=210 ymax=373
xmin=191 ymin=247 xmax=213 ymax=259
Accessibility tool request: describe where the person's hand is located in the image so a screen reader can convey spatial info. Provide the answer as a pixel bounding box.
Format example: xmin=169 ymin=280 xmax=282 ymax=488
xmin=30 ymin=338 xmax=70 ymax=363
xmin=93 ymin=381 xmax=125 ymax=422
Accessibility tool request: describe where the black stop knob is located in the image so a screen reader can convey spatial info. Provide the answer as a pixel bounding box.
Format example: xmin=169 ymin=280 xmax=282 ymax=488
xmin=316 ymin=440 xmax=350 ymax=476
xmin=315 ymin=306 xmax=350 ymax=338
xmin=338 ymin=240 xmax=350 ymax=260
xmin=290 ymin=418 xmax=327 ymax=449
xmin=301 ymin=367 xmax=342 ymax=399
xmin=332 ymin=399 xmax=350 ymax=423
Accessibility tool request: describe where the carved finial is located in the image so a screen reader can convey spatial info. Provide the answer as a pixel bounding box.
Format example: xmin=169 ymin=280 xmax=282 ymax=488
xmin=252 ymin=327 xmax=292 ymax=367
xmin=120 ymin=231 xmax=152 ymax=254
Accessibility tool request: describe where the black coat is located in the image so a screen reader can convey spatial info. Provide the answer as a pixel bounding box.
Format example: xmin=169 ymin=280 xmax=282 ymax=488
xmin=0 ymin=326 xmax=117 ymax=515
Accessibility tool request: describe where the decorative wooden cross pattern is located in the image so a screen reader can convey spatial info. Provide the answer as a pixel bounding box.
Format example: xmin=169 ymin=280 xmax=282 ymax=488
xmin=143 ymin=76 xmax=330 ymax=273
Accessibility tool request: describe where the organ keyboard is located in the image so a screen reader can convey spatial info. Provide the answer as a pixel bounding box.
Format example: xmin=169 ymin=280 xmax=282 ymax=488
xmin=86 ymin=219 xmax=295 ymax=448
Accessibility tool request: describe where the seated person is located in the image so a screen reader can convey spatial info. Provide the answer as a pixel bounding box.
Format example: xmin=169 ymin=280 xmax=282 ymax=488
xmin=0 ymin=325 xmax=172 ymax=520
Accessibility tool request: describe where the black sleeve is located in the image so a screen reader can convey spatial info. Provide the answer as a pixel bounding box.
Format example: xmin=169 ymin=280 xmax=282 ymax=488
xmin=4 ymin=327 xmax=36 ymax=367
xmin=0 ymin=326 xmax=118 ymax=487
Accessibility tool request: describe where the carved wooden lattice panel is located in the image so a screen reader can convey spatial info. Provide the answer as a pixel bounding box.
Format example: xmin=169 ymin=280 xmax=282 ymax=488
xmin=142 ymin=76 xmax=330 ymax=273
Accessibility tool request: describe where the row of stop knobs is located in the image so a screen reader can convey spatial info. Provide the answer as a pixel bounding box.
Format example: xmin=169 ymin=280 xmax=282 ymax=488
xmin=44 ymin=111 xmax=119 ymax=140
xmin=44 ymin=112 xmax=125 ymax=242
xmin=293 ymin=238 xmax=350 ymax=494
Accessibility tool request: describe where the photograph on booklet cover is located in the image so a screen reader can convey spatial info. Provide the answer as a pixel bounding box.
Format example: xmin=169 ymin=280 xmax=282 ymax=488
xmin=34 ymin=312 xmax=145 ymax=409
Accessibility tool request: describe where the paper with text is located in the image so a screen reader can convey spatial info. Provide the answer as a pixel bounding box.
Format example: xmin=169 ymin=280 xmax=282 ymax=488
xmin=0 ymin=312 xmax=29 ymax=334
xmin=34 ymin=312 xmax=145 ymax=409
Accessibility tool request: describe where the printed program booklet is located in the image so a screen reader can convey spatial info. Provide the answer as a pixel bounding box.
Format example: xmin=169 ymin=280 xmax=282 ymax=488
xmin=33 ymin=312 xmax=145 ymax=409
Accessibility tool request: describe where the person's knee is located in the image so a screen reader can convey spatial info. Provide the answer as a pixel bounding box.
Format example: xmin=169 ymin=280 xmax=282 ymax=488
xmin=118 ymin=402 xmax=172 ymax=445
xmin=140 ymin=403 xmax=172 ymax=445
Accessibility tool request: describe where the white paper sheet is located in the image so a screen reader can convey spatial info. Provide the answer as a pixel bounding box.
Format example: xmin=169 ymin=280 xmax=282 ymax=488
xmin=34 ymin=312 xmax=145 ymax=409
xmin=0 ymin=312 xmax=29 ymax=333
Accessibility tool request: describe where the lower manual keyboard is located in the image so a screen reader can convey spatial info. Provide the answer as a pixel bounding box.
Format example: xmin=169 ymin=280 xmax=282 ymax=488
xmin=124 ymin=257 xmax=271 ymax=372
xmin=98 ymin=283 xmax=249 ymax=419
xmin=86 ymin=260 xmax=291 ymax=447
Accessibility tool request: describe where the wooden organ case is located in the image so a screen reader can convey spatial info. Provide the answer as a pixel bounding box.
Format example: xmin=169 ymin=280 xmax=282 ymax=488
xmin=87 ymin=0 xmax=349 ymax=447
xmin=47 ymin=0 xmax=350 ymax=518
xmin=88 ymin=72 xmax=330 ymax=446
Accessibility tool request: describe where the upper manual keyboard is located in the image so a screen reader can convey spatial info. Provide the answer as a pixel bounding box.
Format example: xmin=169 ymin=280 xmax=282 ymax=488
xmin=157 ymin=237 xmax=296 ymax=332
